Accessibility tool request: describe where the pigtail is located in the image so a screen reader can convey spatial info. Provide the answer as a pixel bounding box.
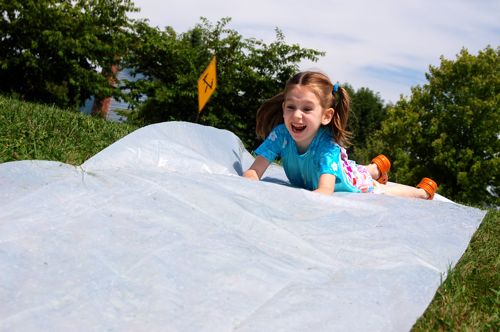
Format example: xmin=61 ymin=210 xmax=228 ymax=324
xmin=330 ymin=86 xmax=352 ymax=147
xmin=255 ymin=92 xmax=285 ymax=139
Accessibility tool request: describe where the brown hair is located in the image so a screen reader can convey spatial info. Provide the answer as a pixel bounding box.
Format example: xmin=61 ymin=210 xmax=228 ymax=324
xmin=255 ymin=71 xmax=351 ymax=147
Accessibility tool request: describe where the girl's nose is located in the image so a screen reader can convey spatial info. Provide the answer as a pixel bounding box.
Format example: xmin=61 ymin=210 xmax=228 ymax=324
xmin=292 ymin=109 xmax=302 ymax=119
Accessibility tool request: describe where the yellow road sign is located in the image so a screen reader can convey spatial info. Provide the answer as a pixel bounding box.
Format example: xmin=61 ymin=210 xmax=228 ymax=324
xmin=197 ymin=56 xmax=217 ymax=113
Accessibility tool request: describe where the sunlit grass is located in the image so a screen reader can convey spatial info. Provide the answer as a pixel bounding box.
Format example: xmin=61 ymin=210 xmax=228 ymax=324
xmin=0 ymin=95 xmax=137 ymax=164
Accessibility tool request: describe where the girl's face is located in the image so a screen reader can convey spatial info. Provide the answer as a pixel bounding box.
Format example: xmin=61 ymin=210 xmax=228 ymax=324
xmin=282 ymin=85 xmax=333 ymax=153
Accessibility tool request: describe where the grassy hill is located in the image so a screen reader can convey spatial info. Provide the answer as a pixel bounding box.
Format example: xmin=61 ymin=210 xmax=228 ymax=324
xmin=0 ymin=95 xmax=498 ymax=330
xmin=0 ymin=95 xmax=137 ymax=164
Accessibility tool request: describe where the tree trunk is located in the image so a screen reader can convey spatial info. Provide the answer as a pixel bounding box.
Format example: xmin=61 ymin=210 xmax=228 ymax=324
xmin=91 ymin=64 xmax=118 ymax=118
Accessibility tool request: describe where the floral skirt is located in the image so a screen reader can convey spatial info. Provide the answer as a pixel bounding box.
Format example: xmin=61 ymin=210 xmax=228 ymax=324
xmin=340 ymin=147 xmax=376 ymax=193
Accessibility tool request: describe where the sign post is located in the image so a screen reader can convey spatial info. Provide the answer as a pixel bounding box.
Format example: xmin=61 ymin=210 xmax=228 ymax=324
xmin=197 ymin=56 xmax=217 ymax=117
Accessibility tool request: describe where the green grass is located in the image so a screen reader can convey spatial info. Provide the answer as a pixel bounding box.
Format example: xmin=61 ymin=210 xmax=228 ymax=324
xmin=0 ymin=95 xmax=137 ymax=164
xmin=1 ymin=95 xmax=498 ymax=329
xmin=412 ymin=209 xmax=499 ymax=331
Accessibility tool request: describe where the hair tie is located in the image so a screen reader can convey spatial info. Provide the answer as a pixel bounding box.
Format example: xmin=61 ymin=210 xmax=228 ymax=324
xmin=333 ymin=82 xmax=340 ymax=93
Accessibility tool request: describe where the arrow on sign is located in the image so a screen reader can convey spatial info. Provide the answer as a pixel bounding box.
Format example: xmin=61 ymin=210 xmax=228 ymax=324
xmin=198 ymin=56 xmax=217 ymax=113
xmin=202 ymin=74 xmax=214 ymax=92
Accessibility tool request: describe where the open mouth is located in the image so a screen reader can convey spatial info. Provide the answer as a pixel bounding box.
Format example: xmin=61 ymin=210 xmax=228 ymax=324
xmin=291 ymin=124 xmax=306 ymax=133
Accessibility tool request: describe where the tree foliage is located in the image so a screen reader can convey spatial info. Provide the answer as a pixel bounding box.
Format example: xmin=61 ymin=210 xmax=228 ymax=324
xmin=365 ymin=46 xmax=499 ymax=206
xmin=123 ymin=17 xmax=324 ymax=148
xmin=346 ymin=85 xmax=387 ymax=163
xmin=0 ymin=0 xmax=139 ymax=109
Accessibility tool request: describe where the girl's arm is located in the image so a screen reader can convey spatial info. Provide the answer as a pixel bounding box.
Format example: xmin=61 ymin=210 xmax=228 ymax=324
xmin=314 ymin=173 xmax=336 ymax=195
xmin=243 ymin=156 xmax=270 ymax=181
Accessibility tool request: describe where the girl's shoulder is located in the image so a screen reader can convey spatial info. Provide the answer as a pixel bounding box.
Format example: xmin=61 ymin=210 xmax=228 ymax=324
xmin=271 ymin=123 xmax=287 ymax=135
xmin=267 ymin=123 xmax=289 ymax=140
xmin=315 ymin=128 xmax=340 ymax=150
xmin=311 ymin=131 xmax=341 ymax=162
xmin=316 ymin=139 xmax=340 ymax=157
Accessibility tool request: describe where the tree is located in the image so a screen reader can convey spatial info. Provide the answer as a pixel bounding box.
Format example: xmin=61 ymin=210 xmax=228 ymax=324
xmin=346 ymin=85 xmax=387 ymax=163
xmin=365 ymin=46 xmax=499 ymax=206
xmin=123 ymin=17 xmax=324 ymax=148
xmin=0 ymin=0 xmax=139 ymax=110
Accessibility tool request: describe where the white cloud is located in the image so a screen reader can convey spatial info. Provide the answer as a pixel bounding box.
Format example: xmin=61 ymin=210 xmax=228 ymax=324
xmin=130 ymin=0 xmax=499 ymax=103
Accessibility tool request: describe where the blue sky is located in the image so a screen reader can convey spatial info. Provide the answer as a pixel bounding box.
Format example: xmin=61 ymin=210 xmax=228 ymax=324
xmin=130 ymin=0 xmax=499 ymax=104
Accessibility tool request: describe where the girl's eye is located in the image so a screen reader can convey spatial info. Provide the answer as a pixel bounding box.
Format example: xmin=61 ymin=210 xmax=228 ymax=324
xmin=304 ymin=108 xmax=312 ymax=112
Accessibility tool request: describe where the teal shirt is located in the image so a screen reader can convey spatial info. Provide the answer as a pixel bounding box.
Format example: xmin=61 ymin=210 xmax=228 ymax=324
xmin=255 ymin=124 xmax=360 ymax=192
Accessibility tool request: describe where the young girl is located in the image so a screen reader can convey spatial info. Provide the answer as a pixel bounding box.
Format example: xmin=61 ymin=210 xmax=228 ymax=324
xmin=243 ymin=71 xmax=438 ymax=200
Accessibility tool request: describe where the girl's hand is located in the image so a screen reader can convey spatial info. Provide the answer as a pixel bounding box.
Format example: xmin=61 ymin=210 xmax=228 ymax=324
xmin=242 ymin=156 xmax=270 ymax=181
xmin=243 ymin=169 xmax=260 ymax=180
